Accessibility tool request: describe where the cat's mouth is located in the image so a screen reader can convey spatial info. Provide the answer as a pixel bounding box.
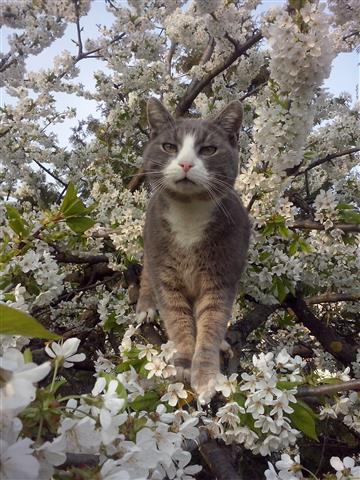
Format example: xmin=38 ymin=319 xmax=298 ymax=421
xmin=175 ymin=178 xmax=196 ymax=185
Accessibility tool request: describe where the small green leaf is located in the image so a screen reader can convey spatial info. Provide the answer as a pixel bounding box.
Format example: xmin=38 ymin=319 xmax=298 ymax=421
xmin=289 ymin=401 xmax=318 ymax=441
xmin=278 ymin=225 xmax=291 ymax=238
xmin=277 ymin=381 xmax=302 ymax=390
xmin=339 ymin=210 xmax=360 ymax=225
xmin=233 ymin=392 xmax=246 ymax=407
xmin=298 ymin=239 xmax=313 ymax=253
xmin=336 ymin=203 xmax=354 ymax=210
xmin=6 ymin=205 xmax=29 ymax=237
xmin=130 ymin=391 xmax=160 ymax=411
xmin=116 ymin=381 xmax=128 ymax=401
xmin=66 ymin=217 xmax=95 ymax=234
xmin=274 ymin=276 xmax=287 ymax=303
xmin=23 ymin=348 xmax=33 ymax=363
xmin=288 ymin=241 xmax=298 ymax=256
xmin=0 ymin=304 xmax=61 ymax=340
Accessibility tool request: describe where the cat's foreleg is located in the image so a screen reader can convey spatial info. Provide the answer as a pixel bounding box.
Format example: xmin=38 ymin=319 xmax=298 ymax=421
xmin=192 ymin=288 xmax=234 ymax=402
xmin=159 ymin=286 xmax=196 ymax=384
xmin=136 ymin=256 xmax=157 ymax=323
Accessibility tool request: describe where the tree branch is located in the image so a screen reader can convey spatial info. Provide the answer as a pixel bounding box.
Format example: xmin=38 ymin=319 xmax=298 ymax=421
xmin=296 ymin=147 xmax=360 ymax=176
xmin=199 ymin=439 xmax=243 ymax=480
xmin=285 ymin=295 xmax=358 ymax=366
xmin=54 ymin=250 xmax=109 ymax=265
xmin=165 ymin=41 xmax=177 ymax=76
xmin=291 ymin=219 xmax=360 ymax=233
xmin=175 ymin=31 xmax=263 ymax=116
xmin=297 ymin=379 xmax=360 ymax=398
xmin=305 ymin=292 xmax=360 ymax=304
xmin=31 ymin=158 xmax=67 ymax=188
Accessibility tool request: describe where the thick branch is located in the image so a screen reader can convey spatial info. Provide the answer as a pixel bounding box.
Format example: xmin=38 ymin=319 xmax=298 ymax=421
xmin=175 ymin=31 xmax=263 ymax=116
xmin=292 ymin=219 xmax=360 ymax=233
xmin=200 ymin=439 xmax=243 ymax=480
xmin=285 ymin=295 xmax=358 ymax=366
xmin=54 ymin=250 xmax=109 ymax=265
xmin=297 ymin=379 xmax=360 ymax=398
xmin=127 ymin=166 xmax=146 ymax=192
xmin=63 ymin=453 xmax=99 ymax=468
xmin=306 ymin=292 xmax=360 ymax=304
xmin=165 ymin=41 xmax=177 ymax=75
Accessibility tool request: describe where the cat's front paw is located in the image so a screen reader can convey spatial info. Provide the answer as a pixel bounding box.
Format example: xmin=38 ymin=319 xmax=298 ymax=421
xmin=191 ymin=359 xmax=219 ymax=404
xmin=136 ymin=307 xmax=156 ymax=323
xmin=174 ymin=355 xmax=192 ymax=384
xmin=220 ymin=339 xmax=233 ymax=357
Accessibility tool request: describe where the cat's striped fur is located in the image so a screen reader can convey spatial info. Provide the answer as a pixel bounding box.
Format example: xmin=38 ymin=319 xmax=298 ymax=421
xmin=136 ymin=99 xmax=250 ymax=401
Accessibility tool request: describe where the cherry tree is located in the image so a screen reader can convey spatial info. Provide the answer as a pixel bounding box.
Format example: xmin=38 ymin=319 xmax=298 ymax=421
xmin=0 ymin=1 xmax=359 ymax=479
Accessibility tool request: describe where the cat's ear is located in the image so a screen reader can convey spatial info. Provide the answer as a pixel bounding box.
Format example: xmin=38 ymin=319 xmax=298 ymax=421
xmin=147 ymin=98 xmax=174 ymax=135
xmin=215 ymin=101 xmax=243 ymax=139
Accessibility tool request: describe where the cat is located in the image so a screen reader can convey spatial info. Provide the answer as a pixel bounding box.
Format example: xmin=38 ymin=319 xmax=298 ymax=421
xmin=136 ymin=98 xmax=250 ymax=401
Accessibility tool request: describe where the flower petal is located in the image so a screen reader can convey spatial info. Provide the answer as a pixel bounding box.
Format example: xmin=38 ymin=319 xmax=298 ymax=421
xmin=61 ymin=338 xmax=81 ymax=357
xmin=330 ymin=457 xmax=344 ymax=472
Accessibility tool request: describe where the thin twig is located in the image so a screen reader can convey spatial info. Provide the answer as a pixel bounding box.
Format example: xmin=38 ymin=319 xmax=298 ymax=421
xmin=295 ymin=147 xmax=360 ymax=176
xmin=32 ymin=158 xmax=67 ymax=187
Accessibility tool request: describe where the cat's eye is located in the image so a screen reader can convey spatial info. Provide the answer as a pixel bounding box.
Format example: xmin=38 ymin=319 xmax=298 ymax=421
xmin=162 ymin=143 xmax=177 ymax=154
xmin=199 ymin=146 xmax=217 ymax=156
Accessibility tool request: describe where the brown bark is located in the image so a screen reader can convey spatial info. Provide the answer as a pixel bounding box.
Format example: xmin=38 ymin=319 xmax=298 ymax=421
xmin=285 ymin=295 xmax=358 ymax=366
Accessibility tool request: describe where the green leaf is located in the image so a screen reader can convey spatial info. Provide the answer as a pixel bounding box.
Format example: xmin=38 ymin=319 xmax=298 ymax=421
xmin=233 ymin=392 xmax=246 ymax=407
xmin=278 ymin=225 xmax=291 ymax=239
xmin=288 ymin=241 xmax=298 ymax=256
xmin=262 ymin=224 xmax=275 ymax=236
xmin=298 ymin=239 xmax=313 ymax=253
xmin=130 ymin=390 xmax=160 ymax=411
xmin=0 ymin=304 xmax=61 ymax=340
xmin=274 ymin=276 xmax=287 ymax=303
xmin=6 ymin=205 xmax=29 ymax=237
xmin=60 ymin=183 xmax=87 ymax=217
xmin=23 ymin=348 xmax=33 ymax=363
xmin=60 ymin=183 xmax=76 ymax=213
xmin=339 ymin=210 xmax=360 ymax=224
xmin=336 ymin=203 xmax=354 ymax=210
xmin=66 ymin=217 xmax=95 ymax=234
xmin=289 ymin=401 xmax=318 ymax=441
xmin=277 ymin=381 xmax=302 ymax=390
xmin=116 ymin=381 xmax=128 ymax=401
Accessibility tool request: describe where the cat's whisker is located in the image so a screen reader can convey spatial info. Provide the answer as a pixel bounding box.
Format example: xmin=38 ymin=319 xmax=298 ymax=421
xmin=204 ymin=183 xmax=234 ymax=224
xmin=209 ymin=178 xmax=241 ymax=200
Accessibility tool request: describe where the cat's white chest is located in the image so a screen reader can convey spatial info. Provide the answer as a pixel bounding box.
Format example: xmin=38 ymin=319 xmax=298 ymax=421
xmin=165 ymin=201 xmax=213 ymax=249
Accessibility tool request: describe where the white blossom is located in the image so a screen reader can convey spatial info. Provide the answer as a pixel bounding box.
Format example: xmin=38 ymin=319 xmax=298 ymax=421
xmin=45 ymin=337 xmax=86 ymax=368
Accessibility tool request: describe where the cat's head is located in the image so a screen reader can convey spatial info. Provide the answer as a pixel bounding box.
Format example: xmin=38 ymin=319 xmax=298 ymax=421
xmin=143 ymin=98 xmax=243 ymax=200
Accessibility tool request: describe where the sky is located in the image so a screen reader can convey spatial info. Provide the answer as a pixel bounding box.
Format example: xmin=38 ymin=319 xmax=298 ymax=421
xmin=1 ymin=0 xmax=359 ymax=147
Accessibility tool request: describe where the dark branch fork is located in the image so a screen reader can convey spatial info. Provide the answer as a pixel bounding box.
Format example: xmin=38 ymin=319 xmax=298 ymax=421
xmin=175 ymin=31 xmax=263 ymax=117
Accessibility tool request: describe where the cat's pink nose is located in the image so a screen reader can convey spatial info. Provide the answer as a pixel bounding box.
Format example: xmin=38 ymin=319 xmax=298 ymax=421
xmin=179 ymin=161 xmax=193 ymax=173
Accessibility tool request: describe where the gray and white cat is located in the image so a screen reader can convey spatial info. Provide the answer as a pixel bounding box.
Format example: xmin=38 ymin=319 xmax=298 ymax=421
xmin=136 ymin=98 xmax=250 ymax=401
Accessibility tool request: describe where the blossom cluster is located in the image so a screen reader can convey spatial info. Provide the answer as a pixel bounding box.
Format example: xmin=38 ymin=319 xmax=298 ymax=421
xmin=211 ymin=350 xmax=303 ymax=456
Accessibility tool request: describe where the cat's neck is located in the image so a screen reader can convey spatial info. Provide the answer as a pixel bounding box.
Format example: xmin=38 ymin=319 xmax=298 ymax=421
xmin=161 ymin=193 xmax=216 ymax=249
